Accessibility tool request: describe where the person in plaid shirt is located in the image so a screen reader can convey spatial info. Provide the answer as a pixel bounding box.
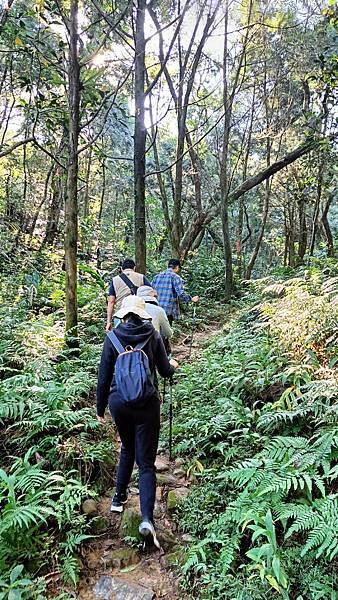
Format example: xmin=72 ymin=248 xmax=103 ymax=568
xmin=151 ymin=258 xmax=199 ymax=324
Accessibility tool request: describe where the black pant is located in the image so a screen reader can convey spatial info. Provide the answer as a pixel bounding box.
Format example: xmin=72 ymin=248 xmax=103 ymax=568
xmin=164 ymin=314 xmax=174 ymax=355
xmin=109 ymin=394 xmax=160 ymax=522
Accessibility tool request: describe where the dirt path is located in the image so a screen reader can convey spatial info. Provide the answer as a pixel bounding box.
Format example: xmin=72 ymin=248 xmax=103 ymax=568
xmin=76 ymin=322 xmax=222 ymax=600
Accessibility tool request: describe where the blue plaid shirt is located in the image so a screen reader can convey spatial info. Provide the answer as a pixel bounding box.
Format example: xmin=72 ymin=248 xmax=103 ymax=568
xmin=151 ymin=269 xmax=191 ymax=319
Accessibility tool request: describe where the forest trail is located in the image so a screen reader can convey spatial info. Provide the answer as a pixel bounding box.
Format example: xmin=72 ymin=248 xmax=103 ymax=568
xmin=76 ymin=321 xmax=222 ymax=600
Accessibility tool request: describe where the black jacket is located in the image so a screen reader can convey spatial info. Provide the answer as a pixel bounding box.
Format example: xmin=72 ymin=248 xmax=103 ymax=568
xmin=96 ymin=319 xmax=175 ymax=417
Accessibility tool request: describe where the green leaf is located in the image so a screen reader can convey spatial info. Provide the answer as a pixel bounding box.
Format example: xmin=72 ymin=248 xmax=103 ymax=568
xmin=265 ymin=574 xmax=280 ymax=593
xmin=272 ymin=555 xmax=281 ymax=582
xmin=10 ymin=565 xmax=24 ymax=584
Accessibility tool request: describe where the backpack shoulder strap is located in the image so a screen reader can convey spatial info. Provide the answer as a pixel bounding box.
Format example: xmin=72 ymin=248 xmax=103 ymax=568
xmin=107 ymin=331 xmax=125 ymax=354
xmin=119 ymin=273 xmax=138 ymax=295
xmin=134 ymin=331 xmax=154 ymax=352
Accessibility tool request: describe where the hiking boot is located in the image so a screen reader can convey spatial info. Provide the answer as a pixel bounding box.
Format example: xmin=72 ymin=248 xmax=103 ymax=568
xmin=139 ymin=519 xmax=161 ymax=549
xmin=110 ymin=491 xmax=128 ymax=513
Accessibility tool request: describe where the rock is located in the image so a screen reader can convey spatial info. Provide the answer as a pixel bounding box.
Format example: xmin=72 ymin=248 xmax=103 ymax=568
xmin=165 ymin=547 xmax=186 ymax=567
xmin=129 ymin=486 xmax=139 ymax=495
xmin=155 ymin=524 xmax=178 ymax=550
xmin=174 ymin=457 xmax=184 ymax=467
xmin=119 ymin=509 xmax=141 ymax=540
xmin=155 ymin=457 xmax=169 ymax=472
xmin=153 ymin=502 xmax=162 ymax=519
xmin=90 ymin=516 xmax=110 ymax=534
xmin=101 ymin=547 xmax=139 ymax=569
xmin=156 ymin=473 xmax=177 ymax=487
xmin=82 ymin=499 xmax=98 ymax=516
xmin=93 ymin=576 xmax=154 ymax=600
xmin=167 ymin=487 xmax=189 ymax=511
xmin=181 ymin=533 xmax=194 ymax=543
xmin=173 ymin=468 xmax=185 ymax=477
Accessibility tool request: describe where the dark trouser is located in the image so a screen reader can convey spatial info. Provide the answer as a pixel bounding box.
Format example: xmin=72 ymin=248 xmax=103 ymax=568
xmin=109 ymin=394 xmax=160 ymax=522
xmin=164 ymin=315 xmax=174 ymax=355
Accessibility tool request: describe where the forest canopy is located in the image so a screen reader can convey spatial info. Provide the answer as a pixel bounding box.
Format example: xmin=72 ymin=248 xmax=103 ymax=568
xmin=0 ymin=0 xmax=337 ymax=335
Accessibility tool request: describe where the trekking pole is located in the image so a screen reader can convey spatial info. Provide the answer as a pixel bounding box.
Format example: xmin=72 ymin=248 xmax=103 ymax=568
xmin=169 ymin=377 xmax=173 ymax=461
xmin=188 ymin=304 xmax=197 ymax=360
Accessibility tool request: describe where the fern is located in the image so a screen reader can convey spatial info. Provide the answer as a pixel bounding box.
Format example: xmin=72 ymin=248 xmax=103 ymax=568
xmin=284 ymin=495 xmax=338 ymax=560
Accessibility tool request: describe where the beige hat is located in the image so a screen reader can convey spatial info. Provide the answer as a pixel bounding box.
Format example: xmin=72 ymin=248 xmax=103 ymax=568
xmin=114 ymin=295 xmax=152 ymax=320
xmin=137 ymin=285 xmax=158 ymax=304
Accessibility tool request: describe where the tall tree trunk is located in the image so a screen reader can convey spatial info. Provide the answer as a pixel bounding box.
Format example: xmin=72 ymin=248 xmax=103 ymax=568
xmin=297 ymin=196 xmax=307 ymax=264
xmin=237 ymin=83 xmax=256 ymax=275
xmin=29 ymin=162 xmax=54 ymax=238
xmin=244 ymin=47 xmax=271 ymax=281
xmin=42 ymin=166 xmax=64 ymax=247
xmin=220 ymin=3 xmax=233 ymax=299
xmin=134 ymin=0 xmax=146 ymax=272
xmin=309 ymin=100 xmax=328 ymax=256
xmin=244 ymin=182 xmax=271 ymax=279
xmin=309 ymin=158 xmax=325 ymax=256
xmin=288 ymin=203 xmax=296 ymax=267
xmin=83 ymin=148 xmax=92 ymax=219
xmin=65 ymin=0 xmax=80 ymax=344
xmin=321 ymin=196 xmax=335 ymax=258
xmin=96 ymin=160 xmax=106 ymax=269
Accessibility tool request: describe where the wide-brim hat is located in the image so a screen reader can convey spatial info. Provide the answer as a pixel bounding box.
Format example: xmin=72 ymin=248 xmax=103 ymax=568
xmin=137 ymin=285 xmax=158 ymax=304
xmin=114 ymin=295 xmax=152 ymax=320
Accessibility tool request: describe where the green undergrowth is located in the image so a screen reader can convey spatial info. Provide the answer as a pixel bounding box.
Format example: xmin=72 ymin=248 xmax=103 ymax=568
xmin=169 ymin=268 xmax=338 ymax=599
xmin=0 ymin=253 xmax=115 ymax=595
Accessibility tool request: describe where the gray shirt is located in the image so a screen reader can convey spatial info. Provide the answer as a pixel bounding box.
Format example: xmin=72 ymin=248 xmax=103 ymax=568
xmin=144 ymin=301 xmax=173 ymax=339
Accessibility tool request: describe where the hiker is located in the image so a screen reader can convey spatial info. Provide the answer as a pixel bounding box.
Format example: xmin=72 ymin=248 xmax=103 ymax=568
xmin=136 ymin=285 xmax=173 ymax=339
xmin=151 ymin=258 xmax=199 ymax=325
xmin=106 ymin=258 xmax=151 ymax=331
xmin=96 ymin=295 xmax=178 ymax=548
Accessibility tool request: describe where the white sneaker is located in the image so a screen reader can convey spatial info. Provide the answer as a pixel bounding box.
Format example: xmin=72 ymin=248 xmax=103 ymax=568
xmin=139 ymin=520 xmax=161 ymax=549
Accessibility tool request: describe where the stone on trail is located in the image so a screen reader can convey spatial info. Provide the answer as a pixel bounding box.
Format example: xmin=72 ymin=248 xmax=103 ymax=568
xmin=156 ymin=472 xmax=178 ymax=487
xmin=93 ymin=576 xmax=154 ymax=600
xmin=119 ymin=509 xmax=141 ymax=539
xmin=155 ymin=523 xmax=178 ymax=550
xmin=101 ymin=547 xmax=139 ymax=569
xmin=155 ymin=456 xmax=169 ymax=472
xmin=82 ymin=499 xmax=98 ymax=516
xmin=167 ymin=487 xmax=189 ymax=511
xmin=90 ymin=516 xmax=110 ymax=534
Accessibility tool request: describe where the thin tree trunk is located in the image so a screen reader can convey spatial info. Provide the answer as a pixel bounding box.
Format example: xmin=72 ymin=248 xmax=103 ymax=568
xmin=148 ymin=92 xmax=172 ymax=237
xmin=309 ymin=100 xmax=328 ymax=256
xmin=288 ymin=203 xmax=296 ymax=267
xmin=283 ymin=208 xmax=289 ymax=267
xmin=237 ymin=83 xmax=256 ymax=275
xmin=83 ymin=148 xmax=92 ymax=219
xmin=220 ymin=3 xmax=233 ymax=299
xmin=134 ymin=0 xmax=146 ymax=272
xmin=96 ymin=160 xmax=106 ymax=269
xmin=297 ymin=196 xmax=307 ymax=264
xmin=65 ymin=0 xmax=80 ymax=343
xmin=321 ymin=196 xmax=335 ymax=257
xmin=309 ymin=159 xmax=325 ymax=256
xmin=244 ymin=45 xmax=271 ymax=281
xmin=29 ymin=162 xmax=54 ymax=238
xmin=42 ymin=166 xmax=65 ymax=246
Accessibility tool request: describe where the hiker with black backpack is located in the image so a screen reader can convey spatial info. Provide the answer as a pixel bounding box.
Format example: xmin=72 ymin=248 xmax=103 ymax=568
xmin=96 ymin=295 xmax=178 ymax=549
xmin=106 ymin=258 xmax=152 ymax=331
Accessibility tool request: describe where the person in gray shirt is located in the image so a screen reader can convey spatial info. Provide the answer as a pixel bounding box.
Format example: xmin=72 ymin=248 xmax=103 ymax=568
xmin=136 ymin=286 xmax=173 ymax=341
